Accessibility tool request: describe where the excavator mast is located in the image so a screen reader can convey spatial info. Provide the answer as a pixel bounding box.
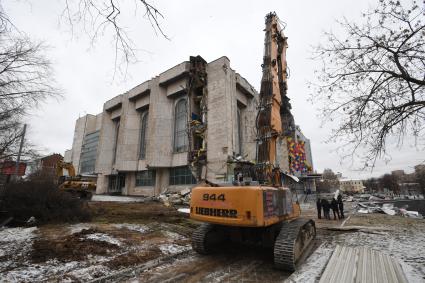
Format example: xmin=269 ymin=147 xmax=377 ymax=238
xmin=237 ymin=13 xmax=295 ymax=186
xmin=257 ymin=13 xmax=286 ymax=165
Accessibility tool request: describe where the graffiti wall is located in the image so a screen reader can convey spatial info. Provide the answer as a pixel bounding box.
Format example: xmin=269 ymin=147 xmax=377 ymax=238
xmin=287 ymin=137 xmax=312 ymax=175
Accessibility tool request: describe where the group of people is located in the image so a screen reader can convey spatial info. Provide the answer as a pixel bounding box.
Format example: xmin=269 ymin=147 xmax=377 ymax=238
xmin=317 ymin=194 xmax=344 ymax=220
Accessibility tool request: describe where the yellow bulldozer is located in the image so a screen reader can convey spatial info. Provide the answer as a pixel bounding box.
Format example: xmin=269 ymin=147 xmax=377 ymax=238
xmin=56 ymin=161 xmax=96 ymax=200
xmin=189 ymin=12 xmax=316 ymax=271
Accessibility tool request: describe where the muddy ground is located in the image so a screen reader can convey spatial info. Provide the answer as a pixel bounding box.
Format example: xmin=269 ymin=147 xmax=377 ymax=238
xmin=0 ymin=201 xmax=195 ymax=282
xmin=0 ymin=200 xmax=424 ymax=282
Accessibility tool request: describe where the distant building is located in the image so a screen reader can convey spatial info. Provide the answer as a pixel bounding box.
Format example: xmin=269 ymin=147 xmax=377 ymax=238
xmin=415 ymin=164 xmax=425 ymax=173
xmin=398 ymin=182 xmax=422 ymax=196
xmin=27 ymin=153 xmax=63 ymax=177
xmin=391 ymin=170 xmax=405 ymax=178
xmin=340 ymin=179 xmax=365 ymax=193
xmin=0 ymin=161 xmax=27 ymax=185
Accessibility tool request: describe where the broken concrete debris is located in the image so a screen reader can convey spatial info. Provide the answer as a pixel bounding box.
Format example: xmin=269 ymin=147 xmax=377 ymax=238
xmin=356 ymin=202 xmax=423 ymax=218
xmin=155 ymin=191 xmax=191 ymax=207
xmin=179 ymin=188 xmax=191 ymax=197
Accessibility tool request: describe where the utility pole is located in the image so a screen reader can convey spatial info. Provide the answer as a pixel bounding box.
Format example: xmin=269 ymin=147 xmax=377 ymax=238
xmin=14 ymin=124 xmax=27 ymax=179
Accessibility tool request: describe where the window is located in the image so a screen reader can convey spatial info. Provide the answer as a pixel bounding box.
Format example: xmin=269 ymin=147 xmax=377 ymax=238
xmin=236 ymin=108 xmax=243 ymax=155
xmin=109 ymin=173 xmax=125 ymax=193
xmin=174 ymin=99 xmax=188 ymax=152
xmin=136 ymin=170 xmax=156 ymax=186
xmin=169 ymin=166 xmax=196 ymax=185
xmin=80 ymin=131 xmax=99 ymax=173
xmin=112 ymin=119 xmax=120 ymax=164
xmin=139 ymin=111 xmax=148 ymax=159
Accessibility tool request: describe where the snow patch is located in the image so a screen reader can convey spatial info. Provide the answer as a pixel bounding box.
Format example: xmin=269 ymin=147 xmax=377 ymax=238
xmin=91 ymin=195 xmax=146 ymax=202
xmin=66 ymin=264 xmax=111 ymax=281
xmin=68 ymin=223 xmax=94 ymax=234
xmin=162 ymin=230 xmax=186 ymax=241
xmin=158 ymin=244 xmax=188 ymax=255
xmin=113 ymin=223 xmax=149 ymax=234
xmin=177 ymin=208 xmax=190 ymax=214
xmin=0 ymin=227 xmax=38 ymax=272
xmin=2 ymin=260 xmax=80 ymax=282
xmin=285 ymin=244 xmax=334 ymax=283
xmin=0 ymin=226 xmax=38 ymax=243
xmin=84 ymin=233 xmax=122 ymax=246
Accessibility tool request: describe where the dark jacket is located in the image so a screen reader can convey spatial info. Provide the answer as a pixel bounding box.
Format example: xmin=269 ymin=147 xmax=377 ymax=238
xmin=321 ymin=199 xmax=330 ymax=210
xmin=331 ymin=199 xmax=338 ymax=210
xmin=316 ymin=199 xmax=322 ymax=209
xmin=337 ymin=195 xmax=344 ymax=209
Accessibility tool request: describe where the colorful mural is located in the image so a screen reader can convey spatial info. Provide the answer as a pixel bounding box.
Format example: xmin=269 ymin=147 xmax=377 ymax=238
xmin=287 ymin=137 xmax=312 ymax=174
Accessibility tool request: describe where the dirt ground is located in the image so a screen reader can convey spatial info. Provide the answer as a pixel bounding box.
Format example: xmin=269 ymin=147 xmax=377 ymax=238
xmin=0 ymin=201 xmax=195 ymax=282
xmin=1 ymin=200 xmax=424 ymax=282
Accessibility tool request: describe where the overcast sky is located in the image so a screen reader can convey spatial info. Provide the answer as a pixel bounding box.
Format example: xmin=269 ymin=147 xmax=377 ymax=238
xmin=3 ymin=0 xmax=424 ymax=179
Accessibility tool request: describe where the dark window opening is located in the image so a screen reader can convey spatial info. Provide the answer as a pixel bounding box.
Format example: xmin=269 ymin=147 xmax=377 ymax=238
xmin=169 ymin=166 xmax=196 ymax=185
xmin=139 ymin=111 xmax=149 ymax=159
xmin=136 ymin=170 xmax=156 ymax=186
xmin=174 ymin=99 xmax=188 ymax=152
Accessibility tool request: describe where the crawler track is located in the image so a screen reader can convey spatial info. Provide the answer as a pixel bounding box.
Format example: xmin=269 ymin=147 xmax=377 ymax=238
xmin=274 ymin=218 xmax=316 ymax=271
xmin=191 ymin=223 xmax=215 ymax=254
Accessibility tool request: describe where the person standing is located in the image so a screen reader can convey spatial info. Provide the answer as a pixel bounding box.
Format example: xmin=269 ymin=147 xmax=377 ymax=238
xmin=337 ymin=194 xmax=344 ymax=219
xmin=321 ymin=199 xmax=331 ymax=220
xmin=316 ymin=198 xmax=322 ymax=219
xmin=331 ymin=198 xmax=340 ymax=220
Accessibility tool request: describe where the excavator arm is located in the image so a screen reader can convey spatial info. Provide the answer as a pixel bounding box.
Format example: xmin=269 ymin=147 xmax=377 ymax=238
xmin=56 ymin=161 xmax=76 ymax=177
xmin=237 ymin=13 xmax=294 ymax=186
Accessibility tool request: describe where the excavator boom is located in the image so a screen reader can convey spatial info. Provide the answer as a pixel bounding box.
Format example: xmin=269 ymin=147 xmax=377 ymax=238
xmin=257 ymin=13 xmax=286 ymax=165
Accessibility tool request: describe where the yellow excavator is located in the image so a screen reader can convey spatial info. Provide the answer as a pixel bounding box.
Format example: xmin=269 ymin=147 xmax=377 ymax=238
xmin=56 ymin=161 xmax=96 ymax=199
xmin=189 ymin=13 xmax=316 ymax=271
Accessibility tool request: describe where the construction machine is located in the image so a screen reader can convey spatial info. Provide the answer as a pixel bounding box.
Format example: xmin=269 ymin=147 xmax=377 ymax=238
xmin=189 ymin=13 xmax=316 ymax=271
xmin=56 ymin=161 xmax=96 ymax=200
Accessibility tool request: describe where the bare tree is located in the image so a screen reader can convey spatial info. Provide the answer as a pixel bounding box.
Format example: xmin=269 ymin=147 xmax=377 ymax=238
xmin=317 ymin=168 xmax=340 ymax=193
xmin=1 ymin=1 xmax=167 ymax=76
xmin=61 ymin=0 xmax=167 ymax=74
xmin=311 ymin=0 xmax=425 ymax=168
xmin=379 ymin=173 xmax=400 ymax=194
xmin=0 ymin=0 xmax=166 ymax=160
xmin=0 ymin=19 xmax=57 ymax=160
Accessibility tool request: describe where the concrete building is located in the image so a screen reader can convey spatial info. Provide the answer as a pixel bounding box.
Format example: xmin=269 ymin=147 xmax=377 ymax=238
xmin=66 ymin=55 xmax=315 ymax=196
xmin=340 ymin=179 xmax=365 ymax=193
xmin=66 ymin=56 xmax=261 ymax=196
xmin=391 ymin=170 xmax=405 ymax=178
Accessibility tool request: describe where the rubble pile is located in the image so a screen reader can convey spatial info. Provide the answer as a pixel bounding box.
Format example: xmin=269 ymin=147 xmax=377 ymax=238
xmin=356 ymin=202 xmax=423 ymax=219
xmin=347 ymin=194 xmax=424 ymax=202
xmin=156 ymin=189 xmax=191 ymax=207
